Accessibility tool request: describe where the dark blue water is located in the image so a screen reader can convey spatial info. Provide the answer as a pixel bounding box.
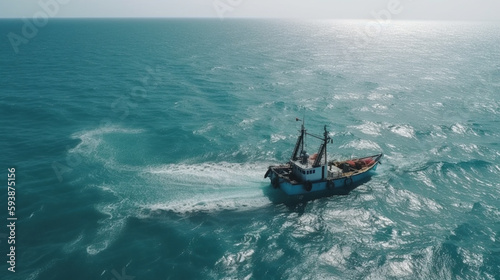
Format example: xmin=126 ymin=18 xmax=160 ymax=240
xmin=1 ymin=19 xmax=499 ymax=279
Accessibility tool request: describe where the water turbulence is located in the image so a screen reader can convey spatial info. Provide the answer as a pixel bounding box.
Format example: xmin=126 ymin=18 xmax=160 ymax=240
xmin=66 ymin=125 xmax=281 ymax=255
xmin=6 ymin=19 xmax=500 ymax=280
xmin=142 ymin=162 xmax=272 ymax=213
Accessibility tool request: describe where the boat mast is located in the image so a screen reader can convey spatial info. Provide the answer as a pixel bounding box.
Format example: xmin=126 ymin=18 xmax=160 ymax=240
xmin=323 ymin=125 xmax=329 ymax=166
xmin=291 ymin=118 xmax=305 ymax=161
xmin=301 ymin=118 xmax=305 ymax=155
xmin=312 ymin=125 xmax=330 ymax=167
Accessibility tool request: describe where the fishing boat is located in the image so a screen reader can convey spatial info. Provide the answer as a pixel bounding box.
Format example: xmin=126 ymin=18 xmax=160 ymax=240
xmin=264 ymin=121 xmax=382 ymax=195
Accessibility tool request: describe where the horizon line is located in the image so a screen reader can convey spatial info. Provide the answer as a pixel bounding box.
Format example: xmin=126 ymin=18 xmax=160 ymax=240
xmin=0 ymin=16 xmax=499 ymax=22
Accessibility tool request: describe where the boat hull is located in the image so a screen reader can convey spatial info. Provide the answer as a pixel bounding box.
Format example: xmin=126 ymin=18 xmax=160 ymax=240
xmin=269 ymin=167 xmax=377 ymax=195
xmin=266 ymin=154 xmax=381 ymax=196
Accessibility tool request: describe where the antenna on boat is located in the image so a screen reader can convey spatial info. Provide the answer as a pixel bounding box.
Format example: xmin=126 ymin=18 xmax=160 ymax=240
xmin=296 ymin=111 xmax=305 ymax=131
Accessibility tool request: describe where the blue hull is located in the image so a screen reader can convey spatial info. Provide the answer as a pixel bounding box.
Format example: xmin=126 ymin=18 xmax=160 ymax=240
xmin=267 ymin=156 xmax=381 ymax=196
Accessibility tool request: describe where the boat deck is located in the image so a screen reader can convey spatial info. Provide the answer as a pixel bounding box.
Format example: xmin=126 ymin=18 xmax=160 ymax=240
xmin=270 ymin=156 xmax=379 ymax=185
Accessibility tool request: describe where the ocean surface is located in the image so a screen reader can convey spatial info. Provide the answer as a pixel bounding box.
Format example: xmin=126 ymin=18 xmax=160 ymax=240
xmin=1 ymin=19 xmax=499 ymax=279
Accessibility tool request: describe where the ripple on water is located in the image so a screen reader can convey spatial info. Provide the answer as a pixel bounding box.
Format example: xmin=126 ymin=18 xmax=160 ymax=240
xmin=390 ymin=124 xmax=415 ymax=138
xmin=351 ymin=121 xmax=383 ymax=136
xmin=340 ymin=139 xmax=382 ymax=151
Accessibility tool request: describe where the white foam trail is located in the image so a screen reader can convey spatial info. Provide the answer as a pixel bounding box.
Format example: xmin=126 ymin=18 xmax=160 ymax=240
xmin=141 ymin=162 xmax=273 ymax=214
xmin=83 ymin=183 xmax=132 ymax=256
xmin=69 ymin=126 xmax=276 ymax=244
xmin=145 ymin=162 xmax=268 ymax=186
xmin=69 ymin=126 xmax=144 ymax=155
xmin=86 ymin=196 xmax=128 ymax=255
xmin=145 ymin=194 xmax=271 ymax=214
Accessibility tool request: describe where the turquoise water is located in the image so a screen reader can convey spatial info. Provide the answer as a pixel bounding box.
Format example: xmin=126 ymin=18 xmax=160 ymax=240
xmin=1 ymin=19 xmax=500 ymax=279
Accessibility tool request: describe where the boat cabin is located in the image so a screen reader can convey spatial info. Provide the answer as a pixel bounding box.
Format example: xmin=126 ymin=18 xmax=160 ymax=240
xmin=291 ymin=161 xmax=326 ymax=182
xmin=289 ymin=123 xmax=330 ymax=183
xmin=290 ymin=151 xmax=327 ymax=182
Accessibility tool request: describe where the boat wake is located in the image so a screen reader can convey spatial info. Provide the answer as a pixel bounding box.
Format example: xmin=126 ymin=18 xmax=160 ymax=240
xmin=79 ymin=160 xmax=275 ymax=254
xmin=139 ymin=162 xmax=274 ymax=214
xmin=65 ymin=125 xmax=280 ymax=255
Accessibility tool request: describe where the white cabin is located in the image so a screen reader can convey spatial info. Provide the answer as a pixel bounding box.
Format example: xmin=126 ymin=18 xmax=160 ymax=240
xmin=291 ymin=158 xmax=327 ymax=182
